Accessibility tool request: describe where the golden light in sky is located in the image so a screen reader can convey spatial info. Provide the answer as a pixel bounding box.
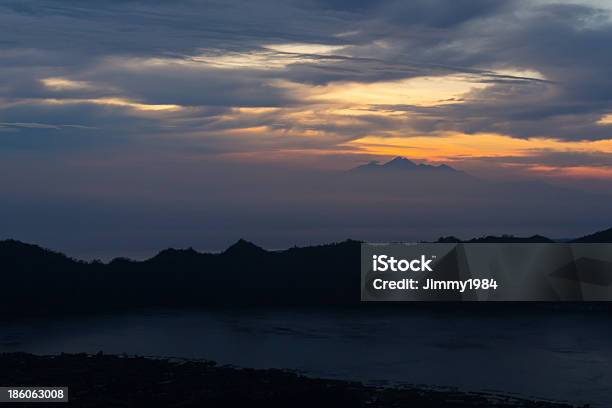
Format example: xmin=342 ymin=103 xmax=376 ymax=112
xmin=282 ymin=74 xmax=488 ymax=107
xmin=41 ymin=77 xmax=96 ymax=91
xmin=43 ymin=97 xmax=182 ymax=112
xmin=345 ymin=133 xmax=612 ymax=160
xmin=598 ymin=114 xmax=612 ymax=125
xmin=34 ymin=51 xmax=612 ymax=181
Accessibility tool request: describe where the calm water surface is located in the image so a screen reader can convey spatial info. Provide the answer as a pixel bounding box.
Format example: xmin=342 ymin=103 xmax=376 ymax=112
xmin=1 ymin=309 xmax=610 ymax=407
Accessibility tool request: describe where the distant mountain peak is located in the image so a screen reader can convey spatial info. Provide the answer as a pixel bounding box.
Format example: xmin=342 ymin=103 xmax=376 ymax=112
xmin=383 ymin=156 xmax=418 ymax=169
xmin=351 ymin=156 xmax=459 ymax=173
xmin=223 ymin=239 xmax=266 ymax=256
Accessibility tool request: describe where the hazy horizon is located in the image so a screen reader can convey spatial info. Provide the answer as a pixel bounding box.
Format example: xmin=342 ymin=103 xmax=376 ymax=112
xmin=2 ymin=156 xmax=611 ymax=260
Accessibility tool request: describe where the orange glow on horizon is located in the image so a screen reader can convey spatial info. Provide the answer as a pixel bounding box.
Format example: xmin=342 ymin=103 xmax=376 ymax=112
xmin=529 ymin=165 xmax=612 ymax=179
xmin=344 ymin=133 xmax=612 ymax=161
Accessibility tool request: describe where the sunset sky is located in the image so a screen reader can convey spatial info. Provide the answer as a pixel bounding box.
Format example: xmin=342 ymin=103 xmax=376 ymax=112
xmin=2 ymin=0 xmax=612 ymax=257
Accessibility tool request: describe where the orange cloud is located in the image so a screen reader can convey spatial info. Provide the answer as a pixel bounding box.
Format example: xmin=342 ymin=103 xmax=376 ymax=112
xmin=345 ymin=133 xmax=612 ymax=159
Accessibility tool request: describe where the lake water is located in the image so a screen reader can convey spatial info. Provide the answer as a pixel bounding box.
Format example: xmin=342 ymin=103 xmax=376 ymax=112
xmin=1 ymin=309 xmax=610 ymax=407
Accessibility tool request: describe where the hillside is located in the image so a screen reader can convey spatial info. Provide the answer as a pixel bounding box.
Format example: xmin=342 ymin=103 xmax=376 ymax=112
xmin=572 ymin=227 xmax=612 ymax=243
xmin=2 ymin=227 xmax=612 ymax=316
xmin=0 ymin=239 xmax=361 ymax=315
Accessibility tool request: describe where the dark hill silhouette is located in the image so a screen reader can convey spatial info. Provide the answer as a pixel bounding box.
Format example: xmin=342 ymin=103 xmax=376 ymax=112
xmin=1 ymin=228 xmax=612 ymax=317
xmin=222 ymin=238 xmax=267 ymax=257
xmin=572 ymin=227 xmax=612 ymax=243
xmin=0 ymin=238 xmax=361 ymax=316
xmin=435 ymin=234 xmax=555 ymax=243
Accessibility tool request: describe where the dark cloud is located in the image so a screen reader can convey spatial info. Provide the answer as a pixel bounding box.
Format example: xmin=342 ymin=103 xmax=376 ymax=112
xmin=2 ymin=0 xmax=611 ymax=149
xmin=1 ymin=0 xmax=610 ymax=147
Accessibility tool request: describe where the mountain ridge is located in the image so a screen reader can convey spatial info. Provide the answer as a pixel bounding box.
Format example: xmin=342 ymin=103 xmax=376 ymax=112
xmin=1 ymin=226 xmax=611 ymax=267
xmin=1 ymin=228 xmax=611 ymax=316
xmin=351 ymin=156 xmax=462 ymax=173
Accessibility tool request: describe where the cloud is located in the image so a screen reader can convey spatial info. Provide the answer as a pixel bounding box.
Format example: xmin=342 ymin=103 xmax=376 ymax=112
xmin=1 ymin=2 xmax=612 ymax=179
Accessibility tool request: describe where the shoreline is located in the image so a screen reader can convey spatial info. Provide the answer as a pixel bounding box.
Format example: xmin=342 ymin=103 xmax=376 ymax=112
xmin=0 ymin=353 xmax=582 ymax=407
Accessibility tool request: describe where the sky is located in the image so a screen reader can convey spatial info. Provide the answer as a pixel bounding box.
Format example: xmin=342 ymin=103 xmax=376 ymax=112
xmin=1 ymin=0 xmax=612 ymax=258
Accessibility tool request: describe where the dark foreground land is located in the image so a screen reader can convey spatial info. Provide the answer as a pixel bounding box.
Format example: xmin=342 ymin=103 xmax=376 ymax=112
xmin=3 ymin=225 xmax=612 ymax=316
xmin=0 ymin=353 xmax=580 ymax=408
